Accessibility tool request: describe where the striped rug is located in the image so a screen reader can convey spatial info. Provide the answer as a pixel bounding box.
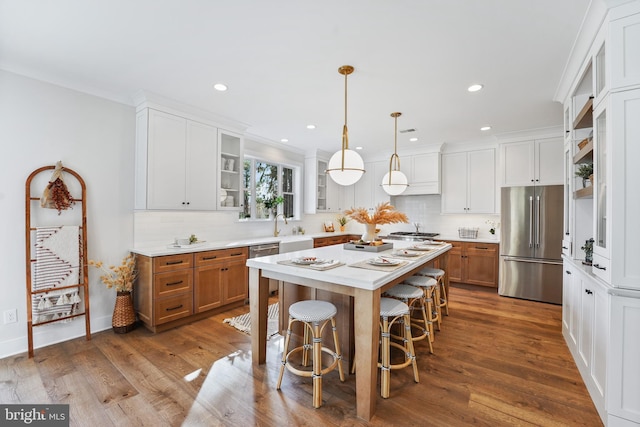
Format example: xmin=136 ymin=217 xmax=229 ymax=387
xmin=223 ymin=303 xmax=280 ymax=339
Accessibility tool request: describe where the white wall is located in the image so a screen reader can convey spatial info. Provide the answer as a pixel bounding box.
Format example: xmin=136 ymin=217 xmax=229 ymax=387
xmin=0 ymin=70 xmax=136 ymax=358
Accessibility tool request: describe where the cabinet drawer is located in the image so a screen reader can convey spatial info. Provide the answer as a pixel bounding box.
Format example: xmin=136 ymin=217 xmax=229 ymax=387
xmin=154 ymin=293 xmax=193 ymax=325
xmin=466 ymin=243 xmax=498 ymax=256
xmin=154 ymin=270 xmax=193 ymax=298
xmin=195 ymin=247 xmax=248 ymax=266
xmin=591 ymin=254 xmax=611 ymax=284
xmin=153 ymin=253 xmax=193 ymax=273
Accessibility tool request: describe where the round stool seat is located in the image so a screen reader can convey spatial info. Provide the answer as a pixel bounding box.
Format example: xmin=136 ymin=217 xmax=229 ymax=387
xmin=404 ymin=275 xmax=437 ymax=288
xmin=380 ymin=297 xmax=410 ymax=317
xmin=418 ymin=267 xmax=444 ymax=278
xmin=383 ymin=284 xmax=424 ymax=300
xmin=289 ymin=300 xmax=337 ymax=322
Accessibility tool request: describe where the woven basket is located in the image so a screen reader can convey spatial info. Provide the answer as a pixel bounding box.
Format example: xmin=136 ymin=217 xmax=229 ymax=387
xmin=112 ymin=291 xmax=136 ymax=334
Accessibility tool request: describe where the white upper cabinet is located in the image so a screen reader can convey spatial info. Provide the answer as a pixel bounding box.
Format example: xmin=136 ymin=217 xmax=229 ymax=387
xmin=610 ymin=9 xmax=640 ymax=90
xmin=403 ymin=152 xmax=441 ymax=195
xmin=136 ymin=108 xmax=218 ymax=210
xmin=441 ymin=149 xmax=496 ymax=214
xmin=304 ymin=152 xmax=342 ymax=213
xmin=353 ymin=160 xmax=390 ymax=211
xmin=500 ymin=138 xmax=564 ymax=187
xmin=218 ymin=129 xmax=244 ymax=211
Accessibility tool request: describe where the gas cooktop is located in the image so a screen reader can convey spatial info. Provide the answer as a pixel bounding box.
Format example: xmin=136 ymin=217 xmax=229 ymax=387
xmin=381 ymin=231 xmax=440 ymax=241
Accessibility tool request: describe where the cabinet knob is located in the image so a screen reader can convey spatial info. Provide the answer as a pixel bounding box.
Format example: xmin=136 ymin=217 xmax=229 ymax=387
xmin=593 ymin=264 xmax=606 ymax=271
xmin=566 ymin=270 xmax=572 ymax=274
xmin=562 ymin=246 xmax=569 ymax=249
xmin=585 ymin=289 xmax=593 ymax=295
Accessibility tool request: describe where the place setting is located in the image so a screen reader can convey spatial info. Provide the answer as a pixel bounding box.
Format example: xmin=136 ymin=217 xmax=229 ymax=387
xmin=348 ymin=255 xmax=409 ymax=271
xmin=278 ymin=256 xmax=344 ymax=271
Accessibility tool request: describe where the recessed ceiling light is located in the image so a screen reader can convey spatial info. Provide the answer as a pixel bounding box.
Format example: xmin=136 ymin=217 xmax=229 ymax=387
xmin=480 ymin=126 xmax=492 ymax=131
xmin=213 ymin=83 xmax=228 ymax=91
xmin=306 ymin=124 xmax=316 ymax=129
xmin=409 ymin=137 xmax=418 ymax=142
xmin=355 ymin=146 xmax=363 ymax=150
xmin=468 ymin=84 xmax=483 ymax=92
xmin=280 ymin=138 xmax=289 ymax=143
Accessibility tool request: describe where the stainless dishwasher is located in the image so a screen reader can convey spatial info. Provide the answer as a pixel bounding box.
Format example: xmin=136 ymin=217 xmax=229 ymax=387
xmin=248 ymin=243 xmax=280 ymax=293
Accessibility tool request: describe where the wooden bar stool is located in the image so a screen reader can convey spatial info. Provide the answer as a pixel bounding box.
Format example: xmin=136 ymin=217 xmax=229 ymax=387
xmin=379 ymin=297 xmax=420 ymax=398
xmin=403 ymin=275 xmax=440 ymax=335
xmin=383 ymin=284 xmax=433 ymax=354
xmin=417 ymin=266 xmax=449 ymax=317
xmin=276 ymin=300 xmax=345 ymax=408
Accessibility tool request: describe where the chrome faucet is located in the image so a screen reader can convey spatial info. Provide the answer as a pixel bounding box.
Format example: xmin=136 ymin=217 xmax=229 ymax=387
xmin=413 ymin=222 xmax=421 ymax=233
xmin=274 ymin=213 xmax=288 ymax=237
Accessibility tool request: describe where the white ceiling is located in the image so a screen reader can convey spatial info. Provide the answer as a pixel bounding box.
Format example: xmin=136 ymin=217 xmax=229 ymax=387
xmin=0 ymin=0 xmax=591 ymax=158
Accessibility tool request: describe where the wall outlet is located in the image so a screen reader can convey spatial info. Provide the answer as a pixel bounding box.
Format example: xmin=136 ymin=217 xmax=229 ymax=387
xmin=3 ymin=309 xmax=17 ymax=324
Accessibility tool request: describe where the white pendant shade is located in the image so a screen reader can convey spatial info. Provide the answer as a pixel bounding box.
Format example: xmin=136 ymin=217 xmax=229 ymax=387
xmin=327 ymin=148 xmax=365 ymax=186
xmin=381 ymin=170 xmax=408 ymax=195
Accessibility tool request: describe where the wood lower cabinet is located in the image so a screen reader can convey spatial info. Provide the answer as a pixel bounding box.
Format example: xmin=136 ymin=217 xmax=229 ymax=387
xmin=313 ymin=234 xmax=358 ymax=248
xmin=135 ymin=247 xmax=248 ymax=332
xmin=445 ymin=241 xmax=498 ymax=287
xmin=194 ymin=248 xmax=248 ymax=312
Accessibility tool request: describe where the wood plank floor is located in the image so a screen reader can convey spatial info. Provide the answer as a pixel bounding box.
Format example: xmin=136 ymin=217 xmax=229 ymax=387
xmin=1 ymin=284 xmax=603 ymax=426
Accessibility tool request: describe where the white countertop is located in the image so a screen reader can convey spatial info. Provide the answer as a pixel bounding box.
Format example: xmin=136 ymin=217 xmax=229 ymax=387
xmin=437 ymin=235 xmax=500 ymax=244
xmin=246 ymin=240 xmax=452 ymax=291
xmin=130 ymin=232 xmax=355 ymax=257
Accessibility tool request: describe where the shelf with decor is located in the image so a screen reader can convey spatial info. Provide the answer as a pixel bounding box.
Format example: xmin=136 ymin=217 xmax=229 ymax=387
xmin=574 ymin=186 xmax=593 ymax=199
xmin=573 ymin=139 xmax=593 ymax=164
xmin=573 ymin=97 xmax=593 ymax=129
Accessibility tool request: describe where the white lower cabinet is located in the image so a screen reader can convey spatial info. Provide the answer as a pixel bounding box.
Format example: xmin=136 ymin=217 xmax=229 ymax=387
xmin=563 ymin=259 xmax=609 ymax=420
xmin=564 ymin=258 xmax=640 ymax=426
xmin=608 ymin=290 xmax=640 ymax=426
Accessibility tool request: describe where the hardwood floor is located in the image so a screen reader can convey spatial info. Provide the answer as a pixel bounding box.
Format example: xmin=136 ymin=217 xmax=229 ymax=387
xmin=1 ymin=284 xmax=602 ymax=426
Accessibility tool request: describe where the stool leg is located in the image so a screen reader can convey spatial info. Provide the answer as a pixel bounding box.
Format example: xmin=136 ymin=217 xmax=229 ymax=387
xmin=414 ymin=296 xmax=433 ymax=354
xmin=380 ymin=316 xmax=391 ymax=399
xmin=277 ymin=316 xmax=295 ymax=390
xmin=302 ymin=323 xmax=311 ymax=367
xmin=403 ymin=313 xmax=419 ymax=383
xmin=330 ymin=317 xmax=345 ymax=381
xmin=424 ymin=289 xmax=436 ymax=342
xmin=312 ymin=321 xmax=322 ymax=408
xmin=440 ymin=278 xmax=449 ymax=315
xmin=433 ymin=285 xmax=442 ymax=330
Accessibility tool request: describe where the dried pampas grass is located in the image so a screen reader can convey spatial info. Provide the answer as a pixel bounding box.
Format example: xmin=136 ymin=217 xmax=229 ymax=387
xmin=344 ymin=202 xmax=409 ymax=225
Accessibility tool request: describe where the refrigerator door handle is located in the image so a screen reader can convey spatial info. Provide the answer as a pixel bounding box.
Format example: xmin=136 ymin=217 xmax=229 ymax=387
xmin=536 ymin=195 xmax=541 ymax=248
xmin=529 ymin=196 xmax=534 ymax=248
xmin=503 ymin=256 xmax=563 ymax=266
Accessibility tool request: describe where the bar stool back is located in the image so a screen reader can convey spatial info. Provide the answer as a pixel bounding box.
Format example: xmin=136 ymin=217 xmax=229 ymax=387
xmin=403 ymin=275 xmax=440 ymax=336
xmin=417 ymin=266 xmax=448 ymax=317
xmin=383 ymin=284 xmax=433 ymax=354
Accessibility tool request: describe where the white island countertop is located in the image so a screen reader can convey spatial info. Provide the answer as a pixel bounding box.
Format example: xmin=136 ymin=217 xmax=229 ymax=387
xmin=246 ymin=240 xmax=451 ymax=291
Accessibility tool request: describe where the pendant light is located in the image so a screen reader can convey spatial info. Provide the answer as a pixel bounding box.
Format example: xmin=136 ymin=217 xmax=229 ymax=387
xmin=326 ymin=65 xmax=365 ymax=186
xmin=381 ymin=112 xmax=408 ymax=195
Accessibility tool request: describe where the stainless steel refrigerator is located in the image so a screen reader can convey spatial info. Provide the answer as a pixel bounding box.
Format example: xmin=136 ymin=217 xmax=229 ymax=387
xmin=499 ymin=185 xmax=563 ymax=304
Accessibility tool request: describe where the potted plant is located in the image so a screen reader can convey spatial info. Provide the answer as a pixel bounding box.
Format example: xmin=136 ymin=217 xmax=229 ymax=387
xmin=575 ymin=163 xmax=594 ymax=188
xmin=344 ymin=202 xmax=409 ymax=242
xmin=88 ymin=253 xmax=137 ymax=333
xmin=336 ymin=215 xmax=349 ymax=232
xmin=581 ymin=238 xmax=594 ymax=265
xmin=262 ymin=195 xmax=284 ymax=217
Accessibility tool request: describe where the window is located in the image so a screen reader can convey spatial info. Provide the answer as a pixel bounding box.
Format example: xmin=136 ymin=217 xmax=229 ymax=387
xmin=240 ymin=156 xmax=299 ymax=220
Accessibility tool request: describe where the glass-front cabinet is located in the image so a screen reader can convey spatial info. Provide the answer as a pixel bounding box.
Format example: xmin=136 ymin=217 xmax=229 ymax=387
xmin=218 ymin=130 xmax=243 ymax=210
xmin=592 ymin=105 xmax=609 ymax=282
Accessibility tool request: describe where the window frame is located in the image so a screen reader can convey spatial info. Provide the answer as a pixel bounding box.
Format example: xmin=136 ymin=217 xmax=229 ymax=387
xmin=240 ymin=155 xmax=301 ymax=221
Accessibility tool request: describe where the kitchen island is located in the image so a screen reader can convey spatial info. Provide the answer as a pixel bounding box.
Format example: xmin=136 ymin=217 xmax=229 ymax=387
xmin=246 ymin=240 xmax=451 ymax=421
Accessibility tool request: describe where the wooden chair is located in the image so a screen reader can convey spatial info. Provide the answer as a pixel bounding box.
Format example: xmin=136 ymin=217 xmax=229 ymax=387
xmin=403 ymin=275 xmax=440 ymax=336
xmin=417 ymin=266 xmax=448 ymax=318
